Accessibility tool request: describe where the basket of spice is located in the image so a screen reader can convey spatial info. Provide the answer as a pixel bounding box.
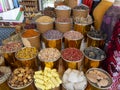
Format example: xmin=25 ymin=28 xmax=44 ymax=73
xmin=73 ymin=4 xmax=89 ymax=18
xmin=42 ymin=30 xmax=63 ymax=50
xmin=38 ymin=48 xmax=61 ymax=70
xmin=87 ymin=29 xmax=106 ymax=49
xmin=0 ymin=42 xmax=23 ymax=69
xmin=61 ymin=48 xmax=84 ymax=70
xmin=83 ymin=46 xmax=106 ymax=72
xmin=86 ymin=68 xmax=112 ymax=90
xmin=55 ymin=17 xmax=72 ymax=33
xmin=35 ymin=16 xmax=54 ymax=33
xmin=21 ymin=29 xmax=40 ymax=50
xmin=74 ymin=15 xmax=93 ymax=41
xmin=55 ymin=5 xmax=71 ymax=18
xmin=8 ymin=67 xmax=34 ymax=90
xmin=63 ymin=31 xmax=83 ymax=49
xmin=15 ymin=47 xmax=38 ymax=71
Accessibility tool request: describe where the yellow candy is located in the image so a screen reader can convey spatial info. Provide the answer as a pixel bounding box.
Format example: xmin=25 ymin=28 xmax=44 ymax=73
xmin=51 ymin=69 xmax=57 ymax=72
xmin=51 ymin=72 xmax=59 ymax=77
xmin=48 ymin=80 xmax=55 ymax=88
xmin=44 ymin=67 xmax=51 ymax=71
xmin=43 ymin=76 xmax=49 ymax=81
xmin=35 ymin=71 xmax=43 ymax=75
xmin=56 ymin=77 xmax=62 ymax=84
xmin=46 ymin=83 xmax=52 ymax=89
xmin=34 ymin=67 xmax=61 ymax=90
xmin=35 ymin=82 xmax=45 ymax=90
xmin=35 ymin=79 xmax=44 ymax=84
xmin=46 ymin=73 xmax=52 ymax=77
xmin=50 ymin=77 xmax=58 ymax=86
xmin=34 ymin=74 xmax=44 ymax=80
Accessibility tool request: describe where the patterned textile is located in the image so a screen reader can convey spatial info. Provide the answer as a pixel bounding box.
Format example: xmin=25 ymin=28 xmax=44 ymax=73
xmin=93 ymin=0 xmax=113 ymax=30
xmin=102 ymin=19 xmax=120 ymax=76
xmin=101 ymin=6 xmax=120 ymax=44
xmin=0 ymin=27 xmax=15 ymax=45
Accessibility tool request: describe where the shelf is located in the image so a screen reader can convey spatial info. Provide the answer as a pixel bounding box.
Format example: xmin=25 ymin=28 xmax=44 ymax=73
xmin=19 ymin=0 xmax=39 ymax=19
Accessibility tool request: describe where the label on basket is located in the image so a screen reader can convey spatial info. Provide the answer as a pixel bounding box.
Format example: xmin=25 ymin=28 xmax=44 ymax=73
xmin=22 ymin=38 xmax=31 ymax=47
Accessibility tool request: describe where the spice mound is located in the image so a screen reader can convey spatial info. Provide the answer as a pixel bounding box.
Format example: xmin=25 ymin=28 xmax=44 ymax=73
xmin=8 ymin=67 xmax=33 ymax=89
xmin=55 ymin=17 xmax=72 ymax=23
xmin=0 ymin=42 xmax=22 ymax=53
xmin=22 ymin=29 xmax=40 ymax=38
xmin=86 ymin=68 xmax=112 ymax=89
xmin=74 ymin=15 xmax=93 ymax=24
xmin=62 ymin=68 xmax=87 ymax=90
xmin=64 ymin=31 xmax=83 ymax=40
xmin=43 ymin=7 xmax=56 ymax=17
xmin=2 ymin=33 xmax=22 ymax=45
xmin=0 ymin=66 xmax=11 ymax=84
xmin=74 ymin=4 xmax=89 ymax=10
xmin=87 ymin=30 xmax=106 ymax=39
xmin=43 ymin=30 xmax=63 ymax=40
xmin=34 ymin=67 xmax=62 ymax=90
xmin=83 ymin=46 xmax=106 ymax=60
xmin=35 ymin=16 xmax=54 ymax=23
xmin=61 ymin=48 xmax=83 ymax=61
xmin=55 ymin=5 xmax=71 ymax=10
xmin=38 ymin=48 xmax=61 ymax=62
xmin=16 ymin=47 xmax=37 ymax=59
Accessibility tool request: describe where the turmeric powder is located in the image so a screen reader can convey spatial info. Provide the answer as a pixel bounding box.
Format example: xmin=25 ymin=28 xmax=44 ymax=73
xmin=22 ymin=29 xmax=40 ymax=38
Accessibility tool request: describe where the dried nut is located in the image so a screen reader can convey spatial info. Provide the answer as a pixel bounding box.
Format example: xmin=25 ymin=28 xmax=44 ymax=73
xmin=97 ymin=79 xmax=109 ymax=87
xmin=8 ymin=67 xmax=33 ymax=88
xmin=86 ymin=74 xmax=98 ymax=83
xmin=86 ymin=69 xmax=111 ymax=88
xmin=38 ymin=48 xmax=61 ymax=62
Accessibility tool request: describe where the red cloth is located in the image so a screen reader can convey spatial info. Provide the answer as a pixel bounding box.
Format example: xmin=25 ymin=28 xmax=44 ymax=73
xmin=103 ymin=19 xmax=120 ymax=77
xmin=82 ymin=0 xmax=93 ymax=12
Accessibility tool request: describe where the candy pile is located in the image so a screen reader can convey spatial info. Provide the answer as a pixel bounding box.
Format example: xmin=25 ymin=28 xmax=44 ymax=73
xmin=34 ymin=67 xmax=62 ymax=90
xmin=62 ymin=68 xmax=87 ymax=90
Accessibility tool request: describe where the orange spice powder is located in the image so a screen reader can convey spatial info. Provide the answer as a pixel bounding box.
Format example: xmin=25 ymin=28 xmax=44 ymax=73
xmin=22 ymin=29 xmax=40 ymax=38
